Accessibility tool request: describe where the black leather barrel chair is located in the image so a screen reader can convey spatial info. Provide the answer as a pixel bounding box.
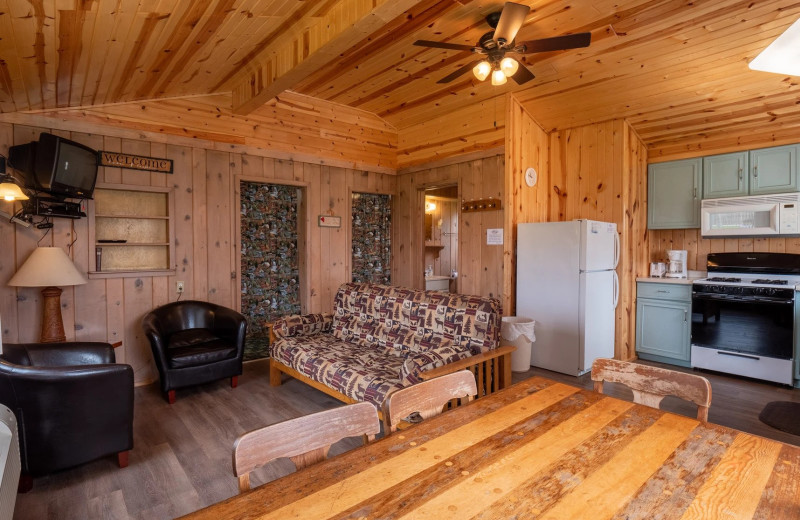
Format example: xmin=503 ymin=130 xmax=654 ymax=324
xmin=0 ymin=342 xmax=134 ymax=491
xmin=142 ymin=301 xmax=247 ymax=404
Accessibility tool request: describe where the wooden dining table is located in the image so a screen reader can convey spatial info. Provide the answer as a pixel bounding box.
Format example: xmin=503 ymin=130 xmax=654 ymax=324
xmin=182 ymin=376 xmax=800 ymax=519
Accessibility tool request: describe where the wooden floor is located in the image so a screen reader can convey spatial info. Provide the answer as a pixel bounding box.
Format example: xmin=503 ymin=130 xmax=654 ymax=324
xmin=13 ymin=358 xmax=800 ymax=519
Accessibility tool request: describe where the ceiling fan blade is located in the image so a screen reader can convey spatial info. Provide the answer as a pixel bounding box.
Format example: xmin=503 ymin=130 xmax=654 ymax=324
xmin=413 ymin=40 xmax=476 ymax=52
xmin=493 ymin=2 xmax=531 ymax=46
xmin=516 ymin=32 xmax=592 ymax=53
xmin=437 ymin=60 xmax=481 ymax=84
xmin=510 ymin=63 xmax=535 ymax=85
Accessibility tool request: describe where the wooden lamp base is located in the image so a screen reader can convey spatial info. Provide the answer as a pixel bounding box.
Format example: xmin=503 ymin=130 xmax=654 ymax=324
xmin=40 ymin=286 xmax=66 ymax=343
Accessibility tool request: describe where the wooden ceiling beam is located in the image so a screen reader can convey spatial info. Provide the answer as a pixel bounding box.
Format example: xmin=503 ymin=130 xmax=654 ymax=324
xmin=229 ymin=0 xmax=428 ymax=116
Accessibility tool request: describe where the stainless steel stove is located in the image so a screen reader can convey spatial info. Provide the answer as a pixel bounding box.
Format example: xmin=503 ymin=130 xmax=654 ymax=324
xmin=691 ymin=252 xmax=799 ymax=385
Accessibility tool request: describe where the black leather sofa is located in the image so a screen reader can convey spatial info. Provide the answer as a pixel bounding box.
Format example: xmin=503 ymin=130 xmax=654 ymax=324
xmin=0 ymin=342 xmax=134 ymax=491
xmin=142 ymin=300 xmax=247 ymax=403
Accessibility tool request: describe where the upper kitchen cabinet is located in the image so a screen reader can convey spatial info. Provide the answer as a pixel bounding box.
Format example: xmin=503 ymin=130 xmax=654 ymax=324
xmin=648 ymin=158 xmax=702 ymax=229
xmin=703 ymin=152 xmax=748 ymax=199
xmin=750 ymin=144 xmax=799 ymax=195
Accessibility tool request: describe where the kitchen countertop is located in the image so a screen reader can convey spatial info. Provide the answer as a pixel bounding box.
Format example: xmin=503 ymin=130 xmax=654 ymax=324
xmin=637 ymin=271 xmax=706 ymax=285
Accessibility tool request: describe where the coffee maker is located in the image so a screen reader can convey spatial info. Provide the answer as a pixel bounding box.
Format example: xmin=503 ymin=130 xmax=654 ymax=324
xmin=666 ymin=249 xmax=688 ymax=278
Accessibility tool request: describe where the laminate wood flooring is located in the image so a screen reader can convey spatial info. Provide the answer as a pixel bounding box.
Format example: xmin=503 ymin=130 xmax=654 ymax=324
xmin=13 ymin=358 xmax=800 ymax=519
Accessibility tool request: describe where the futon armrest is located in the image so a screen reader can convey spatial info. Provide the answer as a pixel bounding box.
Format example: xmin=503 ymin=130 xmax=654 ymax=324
xmin=15 ymin=342 xmax=116 ymax=366
xmin=400 ymin=343 xmax=474 ymax=386
xmin=272 ymin=313 xmax=334 ymax=339
xmin=419 ymin=345 xmax=516 ymax=380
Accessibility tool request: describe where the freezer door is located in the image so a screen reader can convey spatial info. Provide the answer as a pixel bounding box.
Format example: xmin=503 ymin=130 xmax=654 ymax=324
xmin=517 ymin=222 xmax=581 ymax=375
xmin=579 ymin=270 xmax=616 ymax=374
xmin=579 ymin=220 xmax=619 ymax=271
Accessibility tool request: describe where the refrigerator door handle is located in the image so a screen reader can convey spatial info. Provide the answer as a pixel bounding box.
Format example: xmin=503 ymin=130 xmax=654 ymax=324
xmin=613 ymin=232 xmax=620 ymax=269
xmin=612 ymin=270 xmax=620 ymax=309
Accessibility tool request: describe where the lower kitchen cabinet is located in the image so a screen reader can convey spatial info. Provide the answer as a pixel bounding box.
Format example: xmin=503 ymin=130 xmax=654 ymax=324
xmin=636 ymin=282 xmax=691 ymax=367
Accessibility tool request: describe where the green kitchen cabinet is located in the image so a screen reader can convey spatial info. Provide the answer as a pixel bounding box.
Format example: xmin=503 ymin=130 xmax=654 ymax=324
xmin=647 ymin=158 xmax=702 ymax=229
xmin=750 ymin=144 xmax=799 ymax=195
xmin=703 ymin=152 xmax=749 ymax=199
xmin=636 ymin=282 xmax=692 ymax=367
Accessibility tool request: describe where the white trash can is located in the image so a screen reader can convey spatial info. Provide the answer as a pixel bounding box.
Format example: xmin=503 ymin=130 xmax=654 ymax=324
xmin=500 ymin=316 xmax=536 ymax=372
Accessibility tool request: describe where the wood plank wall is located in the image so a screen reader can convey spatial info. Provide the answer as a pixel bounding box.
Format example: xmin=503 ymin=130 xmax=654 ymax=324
xmin=548 ymin=120 xmax=648 ymax=361
xmin=393 ymin=155 xmax=505 ymax=307
xmin=397 ymin=95 xmax=507 ymax=170
xmin=504 ymin=95 xmax=550 ymax=316
xmin=0 ymin=120 xmax=395 ymax=385
xmin=647 ymin=129 xmax=800 ymax=269
xmin=0 ymin=92 xmax=398 ymax=173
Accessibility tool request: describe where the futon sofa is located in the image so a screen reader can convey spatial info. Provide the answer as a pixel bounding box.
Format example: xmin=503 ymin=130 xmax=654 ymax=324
xmin=269 ymin=282 xmax=513 ymax=407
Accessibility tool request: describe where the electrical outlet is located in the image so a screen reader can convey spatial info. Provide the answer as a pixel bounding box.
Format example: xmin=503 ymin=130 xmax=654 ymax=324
xmin=176 ymin=281 xmax=184 ymax=294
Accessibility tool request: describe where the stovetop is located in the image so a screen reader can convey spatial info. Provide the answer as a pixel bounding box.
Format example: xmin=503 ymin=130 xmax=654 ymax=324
xmin=695 ymin=252 xmax=800 ymax=289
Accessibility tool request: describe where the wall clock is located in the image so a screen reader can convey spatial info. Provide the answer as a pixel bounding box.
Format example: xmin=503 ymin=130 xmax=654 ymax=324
xmin=525 ymin=167 xmax=537 ymax=187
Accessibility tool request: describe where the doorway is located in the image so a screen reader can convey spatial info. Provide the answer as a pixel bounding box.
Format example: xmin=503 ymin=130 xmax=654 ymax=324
xmin=239 ymin=181 xmax=303 ymax=360
xmin=423 ymin=185 xmax=459 ymax=293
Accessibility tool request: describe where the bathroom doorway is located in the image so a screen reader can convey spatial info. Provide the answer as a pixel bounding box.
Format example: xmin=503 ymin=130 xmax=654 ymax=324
xmin=424 ymin=184 xmax=459 ymax=293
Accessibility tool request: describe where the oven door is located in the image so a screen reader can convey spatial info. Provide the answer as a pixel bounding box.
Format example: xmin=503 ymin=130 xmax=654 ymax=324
xmin=691 ymin=293 xmax=793 ymax=359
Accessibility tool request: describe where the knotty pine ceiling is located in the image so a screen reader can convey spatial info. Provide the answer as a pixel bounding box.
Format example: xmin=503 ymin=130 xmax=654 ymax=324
xmin=1 ymin=0 xmax=800 ymax=149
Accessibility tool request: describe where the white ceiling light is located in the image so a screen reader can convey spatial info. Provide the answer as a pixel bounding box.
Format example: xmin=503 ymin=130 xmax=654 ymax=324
xmin=491 ymin=69 xmax=508 ymax=86
xmin=749 ymin=18 xmax=800 ymax=75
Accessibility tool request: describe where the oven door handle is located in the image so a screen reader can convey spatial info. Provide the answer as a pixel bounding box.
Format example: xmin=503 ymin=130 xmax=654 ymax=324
xmin=692 ymin=293 xmax=793 ymax=305
xmin=716 ymin=351 xmax=760 ymax=361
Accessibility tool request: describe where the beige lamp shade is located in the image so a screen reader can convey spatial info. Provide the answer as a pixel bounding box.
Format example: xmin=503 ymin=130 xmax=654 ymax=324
xmin=0 ymin=180 xmax=28 ymax=201
xmin=8 ymin=247 xmax=87 ymax=287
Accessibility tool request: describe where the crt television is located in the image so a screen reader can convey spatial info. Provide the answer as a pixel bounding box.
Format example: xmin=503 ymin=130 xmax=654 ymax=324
xmin=8 ymin=133 xmax=99 ymax=199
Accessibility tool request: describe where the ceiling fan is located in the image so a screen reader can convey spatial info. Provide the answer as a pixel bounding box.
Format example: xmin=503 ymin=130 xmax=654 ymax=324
xmin=414 ymin=1 xmax=591 ymax=86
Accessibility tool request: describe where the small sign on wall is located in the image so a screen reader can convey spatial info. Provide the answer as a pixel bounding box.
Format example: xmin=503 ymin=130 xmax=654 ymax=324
xmin=487 ymin=228 xmax=503 ymax=245
xmin=98 ymin=151 xmax=174 ymax=174
xmin=318 ymin=215 xmax=341 ymax=228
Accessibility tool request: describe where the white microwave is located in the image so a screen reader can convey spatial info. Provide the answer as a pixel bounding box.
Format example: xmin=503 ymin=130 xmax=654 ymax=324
xmin=701 ymin=193 xmax=800 ymax=237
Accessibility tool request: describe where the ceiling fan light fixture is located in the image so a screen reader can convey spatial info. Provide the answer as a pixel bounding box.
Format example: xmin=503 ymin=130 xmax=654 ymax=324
xmin=500 ymin=57 xmax=519 ymax=76
xmin=473 ymin=61 xmax=492 ymax=81
xmin=749 ymin=18 xmax=800 ymax=76
xmin=491 ymin=69 xmax=507 ymax=86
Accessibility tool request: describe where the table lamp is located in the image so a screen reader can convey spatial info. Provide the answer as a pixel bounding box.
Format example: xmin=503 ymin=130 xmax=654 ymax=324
xmin=8 ymin=247 xmax=87 ymax=343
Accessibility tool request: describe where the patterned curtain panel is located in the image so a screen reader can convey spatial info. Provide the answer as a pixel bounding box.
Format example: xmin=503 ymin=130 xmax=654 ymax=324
xmin=352 ymin=193 xmax=392 ymax=285
xmin=240 ymin=182 xmax=301 ymax=360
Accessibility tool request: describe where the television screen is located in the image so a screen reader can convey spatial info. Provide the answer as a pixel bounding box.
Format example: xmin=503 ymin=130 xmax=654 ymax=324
xmin=35 ymin=133 xmax=98 ymax=199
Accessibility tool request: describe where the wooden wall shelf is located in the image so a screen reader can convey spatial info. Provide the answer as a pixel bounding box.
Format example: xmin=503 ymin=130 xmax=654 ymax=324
xmin=90 ymin=185 xmax=175 ymax=273
xmin=461 ymin=198 xmax=501 ymax=213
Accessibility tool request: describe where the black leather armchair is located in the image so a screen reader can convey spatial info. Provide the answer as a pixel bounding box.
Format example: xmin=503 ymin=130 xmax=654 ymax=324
xmin=142 ymin=300 xmax=247 ymax=403
xmin=0 ymin=342 xmax=134 ymax=491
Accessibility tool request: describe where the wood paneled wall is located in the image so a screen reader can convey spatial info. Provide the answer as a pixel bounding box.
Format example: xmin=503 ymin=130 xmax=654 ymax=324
xmin=397 ymin=96 xmax=507 ymax=170
xmin=393 ymin=155 xmax=505 ymax=306
xmin=0 ymin=120 xmax=395 ymax=385
xmin=0 ymin=92 xmax=398 ymax=173
xmin=648 ymin=128 xmax=800 ymax=164
xmin=648 ymin=231 xmax=800 ymax=273
xmin=504 ymin=95 xmax=550 ymax=315
xmin=548 ymin=120 xmax=648 ymax=361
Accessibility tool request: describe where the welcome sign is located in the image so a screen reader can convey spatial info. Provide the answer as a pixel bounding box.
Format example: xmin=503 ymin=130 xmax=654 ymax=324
xmin=98 ymin=151 xmax=173 ymax=174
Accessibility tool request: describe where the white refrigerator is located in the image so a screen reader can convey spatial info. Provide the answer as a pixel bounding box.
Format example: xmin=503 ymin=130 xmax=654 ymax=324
xmin=516 ymin=220 xmax=619 ymax=376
